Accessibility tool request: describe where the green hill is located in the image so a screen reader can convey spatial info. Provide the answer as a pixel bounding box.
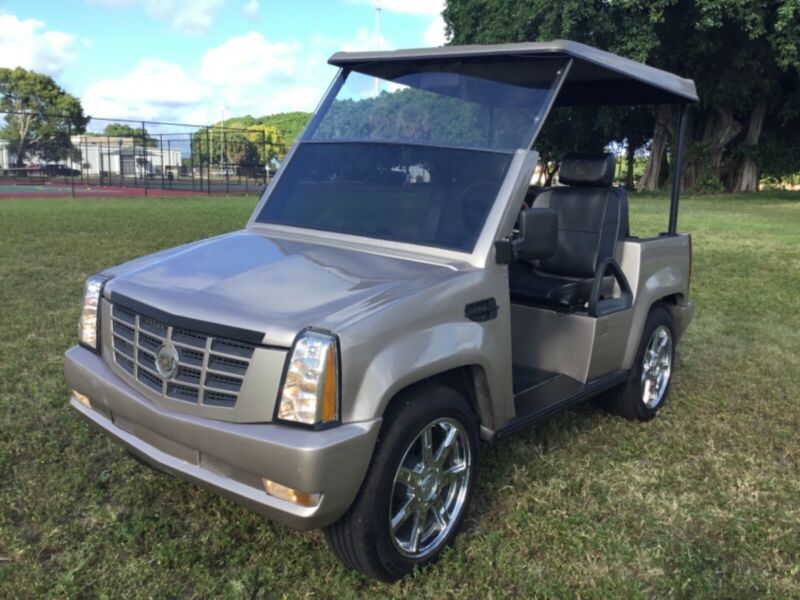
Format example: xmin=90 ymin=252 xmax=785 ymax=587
xmin=216 ymin=112 xmax=311 ymax=145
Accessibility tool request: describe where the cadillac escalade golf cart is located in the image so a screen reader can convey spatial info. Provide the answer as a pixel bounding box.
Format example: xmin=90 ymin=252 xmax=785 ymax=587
xmin=64 ymin=40 xmax=696 ymax=581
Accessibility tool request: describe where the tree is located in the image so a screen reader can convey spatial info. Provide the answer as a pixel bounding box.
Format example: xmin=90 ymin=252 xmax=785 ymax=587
xmin=259 ymin=112 xmax=312 ymax=146
xmin=443 ymin=0 xmax=800 ymax=192
xmin=0 ymin=67 xmax=88 ymax=166
xmin=101 ymin=123 xmax=157 ymax=147
xmin=192 ymin=123 xmax=286 ymax=175
xmin=245 ymin=124 xmax=285 ymax=163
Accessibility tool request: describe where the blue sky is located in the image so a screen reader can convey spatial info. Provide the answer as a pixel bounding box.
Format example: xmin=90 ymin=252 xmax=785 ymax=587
xmin=0 ymin=0 xmax=447 ymax=124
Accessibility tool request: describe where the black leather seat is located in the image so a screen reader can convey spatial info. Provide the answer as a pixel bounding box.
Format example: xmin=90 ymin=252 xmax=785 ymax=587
xmin=509 ymin=153 xmax=629 ymax=311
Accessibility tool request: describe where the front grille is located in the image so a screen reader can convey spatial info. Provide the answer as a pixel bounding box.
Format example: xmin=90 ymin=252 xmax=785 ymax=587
xmin=110 ymin=303 xmax=256 ymax=408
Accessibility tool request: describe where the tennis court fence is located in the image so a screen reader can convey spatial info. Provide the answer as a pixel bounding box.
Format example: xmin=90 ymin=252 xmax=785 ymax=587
xmin=0 ymin=110 xmax=289 ymax=197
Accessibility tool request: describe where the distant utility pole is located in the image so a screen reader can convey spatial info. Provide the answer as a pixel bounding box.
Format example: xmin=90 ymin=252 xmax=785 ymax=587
xmin=373 ymin=0 xmax=382 ymax=96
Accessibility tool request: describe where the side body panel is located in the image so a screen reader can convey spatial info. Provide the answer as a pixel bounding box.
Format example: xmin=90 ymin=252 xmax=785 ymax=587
xmin=509 ymin=305 xmax=633 ymax=383
xmin=618 ymin=235 xmax=693 ymax=369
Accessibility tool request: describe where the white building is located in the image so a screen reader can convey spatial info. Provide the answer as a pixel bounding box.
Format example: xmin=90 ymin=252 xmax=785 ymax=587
xmin=1 ymin=136 xmax=182 ymax=176
xmin=69 ymin=135 xmax=182 ymax=177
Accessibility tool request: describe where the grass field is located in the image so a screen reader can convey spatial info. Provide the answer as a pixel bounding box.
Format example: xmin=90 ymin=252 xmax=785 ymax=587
xmin=1 ymin=192 xmax=799 ymax=598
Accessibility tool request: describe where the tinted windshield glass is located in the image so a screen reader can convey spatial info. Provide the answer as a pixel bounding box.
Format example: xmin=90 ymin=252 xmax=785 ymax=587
xmin=256 ymin=58 xmax=565 ymax=252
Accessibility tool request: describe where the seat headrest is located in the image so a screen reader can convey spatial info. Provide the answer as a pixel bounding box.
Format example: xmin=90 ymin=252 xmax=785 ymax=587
xmin=559 ymin=153 xmax=616 ymax=187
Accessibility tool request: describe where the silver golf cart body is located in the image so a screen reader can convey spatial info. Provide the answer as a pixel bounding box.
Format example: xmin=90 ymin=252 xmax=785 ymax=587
xmin=64 ymin=40 xmax=696 ymax=532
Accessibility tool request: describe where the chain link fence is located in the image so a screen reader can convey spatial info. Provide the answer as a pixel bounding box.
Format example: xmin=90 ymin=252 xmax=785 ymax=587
xmin=0 ymin=111 xmax=289 ymax=197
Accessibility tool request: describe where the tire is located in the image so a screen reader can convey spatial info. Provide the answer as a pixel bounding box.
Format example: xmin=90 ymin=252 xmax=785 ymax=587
xmin=604 ymin=305 xmax=675 ymax=421
xmin=324 ymin=381 xmax=479 ymax=581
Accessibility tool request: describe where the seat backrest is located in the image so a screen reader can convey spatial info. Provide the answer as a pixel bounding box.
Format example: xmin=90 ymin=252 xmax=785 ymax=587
xmin=531 ymin=153 xmax=629 ymax=278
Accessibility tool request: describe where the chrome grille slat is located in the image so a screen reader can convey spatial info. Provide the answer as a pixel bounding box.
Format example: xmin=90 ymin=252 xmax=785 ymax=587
xmin=110 ymin=302 xmax=255 ymax=408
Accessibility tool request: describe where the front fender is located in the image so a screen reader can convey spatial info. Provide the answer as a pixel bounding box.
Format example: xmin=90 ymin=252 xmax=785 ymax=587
xmin=345 ymin=321 xmax=495 ymax=421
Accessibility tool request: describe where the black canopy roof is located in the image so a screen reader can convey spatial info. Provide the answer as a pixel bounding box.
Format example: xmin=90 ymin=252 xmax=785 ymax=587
xmin=329 ymin=40 xmax=698 ymax=106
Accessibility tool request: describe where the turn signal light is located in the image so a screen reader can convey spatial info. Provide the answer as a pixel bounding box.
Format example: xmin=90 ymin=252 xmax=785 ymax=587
xmin=262 ymin=479 xmax=321 ymax=508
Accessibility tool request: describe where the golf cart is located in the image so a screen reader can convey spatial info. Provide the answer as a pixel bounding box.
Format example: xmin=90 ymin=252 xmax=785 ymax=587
xmin=64 ymin=40 xmax=696 ymax=581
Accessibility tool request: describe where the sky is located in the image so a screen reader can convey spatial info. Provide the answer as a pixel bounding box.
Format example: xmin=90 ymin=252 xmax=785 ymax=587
xmin=0 ymin=0 xmax=448 ymax=126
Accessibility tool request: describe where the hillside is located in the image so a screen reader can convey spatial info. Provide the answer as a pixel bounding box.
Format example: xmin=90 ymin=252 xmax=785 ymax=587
xmin=215 ymin=112 xmax=311 ymax=145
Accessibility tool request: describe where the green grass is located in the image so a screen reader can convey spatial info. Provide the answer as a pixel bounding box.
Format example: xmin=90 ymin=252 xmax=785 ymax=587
xmin=1 ymin=192 xmax=799 ymax=598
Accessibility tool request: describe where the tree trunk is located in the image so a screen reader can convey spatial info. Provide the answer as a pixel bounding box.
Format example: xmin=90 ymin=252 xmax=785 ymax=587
xmin=684 ymin=107 xmax=740 ymax=190
xmin=731 ymin=99 xmax=768 ymax=193
xmin=641 ymin=106 xmax=672 ymax=191
xmin=544 ymin=162 xmax=558 ymax=186
xmin=625 ymin=141 xmax=636 ymax=189
xmin=13 ymin=113 xmax=33 ymax=167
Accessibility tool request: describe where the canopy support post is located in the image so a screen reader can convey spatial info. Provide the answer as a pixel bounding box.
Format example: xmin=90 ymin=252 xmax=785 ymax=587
xmin=668 ymin=104 xmax=688 ymax=235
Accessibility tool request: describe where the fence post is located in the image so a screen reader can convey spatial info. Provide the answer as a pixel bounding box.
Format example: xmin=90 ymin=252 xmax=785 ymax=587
xmin=133 ymin=128 xmax=138 ymax=190
xmin=262 ymin=130 xmax=267 ymax=186
xmin=160 ymin=133 xmax=165 ymax=190
xmin=68 ymin=120 xmax=75 ymax=197
xmin=206 ymin=127 xmax=211 ymax=195
xmin=223 ymin=129 xmax=229 ymax=194
xmin=142 ymin=122 xmax=148 ymax=197
xmin=167 ymin=139 xmax=172 ymax=189
xmin=190 ymin=132 xmax=196 ymax=192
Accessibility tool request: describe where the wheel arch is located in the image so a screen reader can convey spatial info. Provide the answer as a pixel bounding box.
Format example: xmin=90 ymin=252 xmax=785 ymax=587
xmin=379 ymin=365 xmax=496 ymax=441
xmin=622 ymin=289 xmax=685 ymax=370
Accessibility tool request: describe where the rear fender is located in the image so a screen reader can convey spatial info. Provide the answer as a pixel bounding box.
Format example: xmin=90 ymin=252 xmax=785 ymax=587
xmin=619 ymin=235 xmax=692 ymax=369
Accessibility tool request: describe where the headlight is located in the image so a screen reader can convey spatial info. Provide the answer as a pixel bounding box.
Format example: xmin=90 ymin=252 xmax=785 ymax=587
xmin=277 ymin=330 xmax=339 ymax=426
xmin=78 ymin=274 xmax=109 ymax=351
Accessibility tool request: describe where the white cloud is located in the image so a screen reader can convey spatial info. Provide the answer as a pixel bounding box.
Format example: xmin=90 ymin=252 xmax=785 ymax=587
xmin=83 ymin=58 xmax=210 ymax=120
xmin=241 ymin=0 xmax=259 ymax=20
xmin=423 ymin=15 xmax=448 ymax=47
xmin=82 ymin=32 xmax=325 ymax=123
xmin=86 ymin=0 xmax=223 ymax=35
xmin=0 ymin=15 xmax=79 ymax=76
xmin=201 ymin=32 xmax=297 ymax=86
xmin=350 ymin=0 xmax=444 ymax=16
xmin=341 ymin=27 xmax=390 ymax=52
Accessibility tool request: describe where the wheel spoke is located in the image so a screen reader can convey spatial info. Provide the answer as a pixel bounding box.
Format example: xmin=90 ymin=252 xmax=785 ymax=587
xmin=431 ymin=498 xmax=448 ymax=530
xmin=643 ymin=378 xmax=653 ymax=404
xmin=657 ymin=331 xmax=669 ymax=351
xmin=409 ymin=509 xmax=424 ymax=552
xmin=440 ymin=461 xmax=467 ymax=485
xmin=421 ymin=426 xmax=434 ymax=466
xmin=391 ymin=498 xmax=415 ymax=532
xmin=396 ymin=466 xmax=418 ymax=491
xmin=434 ymin=426 xmax=458 ymax=467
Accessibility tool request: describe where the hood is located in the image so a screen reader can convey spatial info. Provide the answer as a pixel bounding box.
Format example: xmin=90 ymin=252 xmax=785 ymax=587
xmin=105 ymin=230 xmax=463 ymax=347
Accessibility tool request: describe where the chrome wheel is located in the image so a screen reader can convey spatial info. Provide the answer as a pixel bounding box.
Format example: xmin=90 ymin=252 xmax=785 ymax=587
xmin=389 ymin=417 xmax=472 ymax=559
xmin=641 ymin=325 xmax=673 ymax=409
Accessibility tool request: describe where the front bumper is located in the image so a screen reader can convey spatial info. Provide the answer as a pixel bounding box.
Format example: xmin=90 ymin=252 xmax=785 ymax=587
xmin=64 ymin=345 xmax=381 ymax=530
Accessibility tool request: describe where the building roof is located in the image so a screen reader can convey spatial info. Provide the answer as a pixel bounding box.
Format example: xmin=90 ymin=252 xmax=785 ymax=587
xmin=329 ymin=39 xmax=698 ymax=106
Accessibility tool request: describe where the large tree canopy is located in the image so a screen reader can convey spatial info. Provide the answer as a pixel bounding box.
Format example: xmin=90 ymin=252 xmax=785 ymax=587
xmin=0 ymin=67 xmax=88 ymax=167
xmin=443 ymin=0 xmax=800 ymax=191
xmin=101 ymin=123 xmax=156 ymax=144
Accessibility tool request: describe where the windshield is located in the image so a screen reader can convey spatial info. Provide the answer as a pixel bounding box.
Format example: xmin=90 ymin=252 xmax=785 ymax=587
xmin=256 ymin=57 xmax=566 ymax=252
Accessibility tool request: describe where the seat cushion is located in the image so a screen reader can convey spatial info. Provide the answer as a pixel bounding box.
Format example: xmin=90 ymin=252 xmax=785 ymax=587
xmin=509 ymin=263 xmax=594 ymax=309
